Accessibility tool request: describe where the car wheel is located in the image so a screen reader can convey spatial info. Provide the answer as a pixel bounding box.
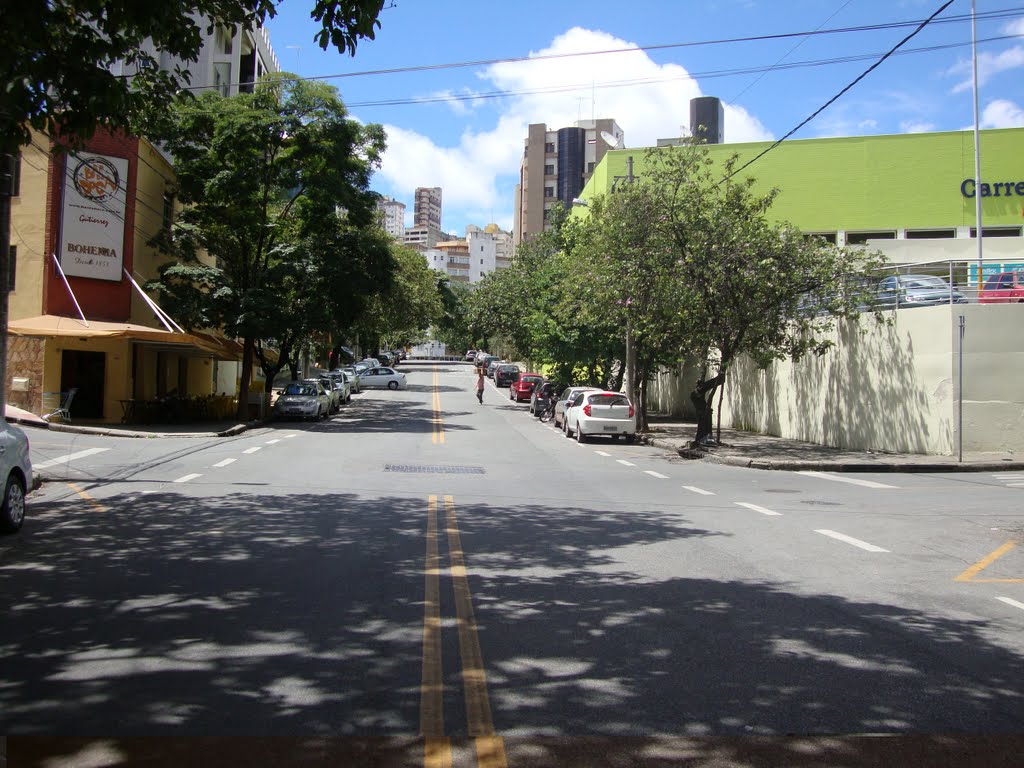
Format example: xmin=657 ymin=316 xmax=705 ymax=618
xmin=576 ymin=425 xmax=586 ymax=443
xmin=625 ymin=434 xmax=635 ymax=444
xmin=388 ymin=381 xmax=399 ymax=390
xmin=612 ymin=434 xmax=621 ymax=442
xmin=346 ymin=394 xmax=352 ymax=404
xmin=0 ymin=473 xmax=26 ymax=534
xmin=564 ymin=419 xmax=572 ymax=438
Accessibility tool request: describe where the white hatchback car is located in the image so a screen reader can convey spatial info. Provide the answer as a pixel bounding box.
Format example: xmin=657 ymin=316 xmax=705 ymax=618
xmin=0 ymin=421 xmax=33 ymax=534
xmin=563 ymin=391 xmax=636 ymax=443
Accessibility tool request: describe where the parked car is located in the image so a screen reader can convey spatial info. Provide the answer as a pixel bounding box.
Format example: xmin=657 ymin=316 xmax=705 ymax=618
xmin=553 ymin=386 xmax=601 ymax=429
xmin=486 ymin=358 xmax=504 ymax=378
xmin=510 ymin=372 xmax=543 ymax=402
xmin=563 ymin=390 xmax=636 ymax=443
xmin=359 ymin=366 xmax=407 ymax=390
xmin=375 ymin=351 xmax=395 ymax=366
xmin=274 ymin=381 xmax=331 ymax=421
xmin=0 ymin=422 xmax=32 ymax=534
xmin=313 ymin=377 xmax=342 ymax=413
xmin=476 ymin=354 xmax=499 ymax=373
xmin=340 ymin=367 xmax=361 ymax=393
xmin=494 ymin=364 xmax=520 ymax=388
xmin=465 ymin=349 xmax=477 ymax=362
xmin=979 ymin=270 xmax=1024 ymax=303
xmin=529 ymin=380 xmax=562 ymax=416
xmin=320 ymin=373 xmax=352 ymax=407
xmin=874 ymin=274 xmax=967 ymax=308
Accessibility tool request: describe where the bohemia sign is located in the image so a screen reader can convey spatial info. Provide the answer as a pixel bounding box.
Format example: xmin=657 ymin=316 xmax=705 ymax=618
xmin=59 ymin=153 xmax=129 ymax=282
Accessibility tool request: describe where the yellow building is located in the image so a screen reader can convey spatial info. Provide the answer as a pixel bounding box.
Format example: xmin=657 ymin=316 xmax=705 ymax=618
xmin=6 ymin=128 xmax=247 ymax=424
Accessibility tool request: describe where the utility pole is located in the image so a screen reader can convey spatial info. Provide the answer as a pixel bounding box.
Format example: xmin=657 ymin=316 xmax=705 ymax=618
xmin=0 ymin=152 xmax=16 ymax=416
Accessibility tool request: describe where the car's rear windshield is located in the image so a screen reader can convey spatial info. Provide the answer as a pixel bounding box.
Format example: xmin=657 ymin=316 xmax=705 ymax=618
xmin=588 ymin=393 xmax=629 ymax=406
xmin=521 ymin=376 xmax=542 ymax=384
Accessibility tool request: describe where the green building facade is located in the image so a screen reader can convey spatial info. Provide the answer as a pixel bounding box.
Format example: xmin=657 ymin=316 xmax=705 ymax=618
xmin=581 ymin=127 xmax=1024 ymax=244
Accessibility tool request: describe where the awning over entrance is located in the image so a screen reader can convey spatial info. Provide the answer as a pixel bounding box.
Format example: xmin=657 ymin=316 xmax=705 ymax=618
xmin=7 ymin=315 xmax=243 ymax=360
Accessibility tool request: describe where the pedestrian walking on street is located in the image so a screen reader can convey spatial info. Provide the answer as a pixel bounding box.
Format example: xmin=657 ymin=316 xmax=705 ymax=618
xmin=476 ymin=369 xmax=485 ymax=404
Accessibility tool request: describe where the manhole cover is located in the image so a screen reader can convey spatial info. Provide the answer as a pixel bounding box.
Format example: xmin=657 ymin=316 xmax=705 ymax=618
xmin=384 ymin=464 xmax=486 ymax=475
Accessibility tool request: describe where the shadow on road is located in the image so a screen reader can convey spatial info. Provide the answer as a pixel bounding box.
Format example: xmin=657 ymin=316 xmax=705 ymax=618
xmin=3 ymin=483 xmax=1022 ymax=764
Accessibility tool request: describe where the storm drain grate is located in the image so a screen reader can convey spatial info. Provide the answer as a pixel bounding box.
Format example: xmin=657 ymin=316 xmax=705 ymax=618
xmin=384 ymin=464 xmax=486 ymax=475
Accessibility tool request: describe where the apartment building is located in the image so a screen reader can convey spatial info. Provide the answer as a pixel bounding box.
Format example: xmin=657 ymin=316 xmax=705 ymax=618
xmin=423 ymin=224 xmax=513 ymax=284
xmin=414 ymin=187 xmax=443 ymax=230
xmin=376 ymin=196 xmax=406 ymax=239
xmin=114 ymin=15 xmax=280 ymax=96
xmin=513 ymin=118 xmax=623 ymax=247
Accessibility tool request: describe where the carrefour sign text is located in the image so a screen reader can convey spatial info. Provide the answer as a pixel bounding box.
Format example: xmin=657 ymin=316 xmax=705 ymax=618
xmin=960 ymin=179 xmax=1024 ymax=198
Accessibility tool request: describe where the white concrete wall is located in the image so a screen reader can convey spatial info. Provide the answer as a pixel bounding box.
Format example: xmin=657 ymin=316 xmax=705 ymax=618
xmin=649 ymin=304 xmax=1024 ymax=456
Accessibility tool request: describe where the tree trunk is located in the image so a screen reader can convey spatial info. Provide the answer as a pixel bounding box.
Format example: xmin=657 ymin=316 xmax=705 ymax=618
xmin=237 ymin=335 xmax=254 ymax=421
xmin=689 ymin=371 xmax=725 ymax=447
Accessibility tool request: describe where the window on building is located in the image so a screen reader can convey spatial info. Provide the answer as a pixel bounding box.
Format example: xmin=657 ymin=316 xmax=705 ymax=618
xmin=544 ymin=164 xmax=554 ymax=176
xmin=845 ymin=231 xmax=895 ymax=245
xmin=970 ymin=226 xmax=1022 ymax=237
xmin=905 ymin=229 xmax=956 ymax=239
xmin=804 ymin=232 xmax=837 ymax=245
xmin=480 ymin=259 xmax=484 ymax=264
xmin=8 ymin=245 xmax=15 ymax=291
xmin=162 ymin=192 xmax=175 ymax=236
xmin=543 ymin=208 xmax=550 ymax=221
xmin=587 ymin=162 xmax=595 ymax=173
xmin=544 ymin=186 xmax=554 ymax=198
xmin=544 ymin=142 xmax=555 ymax=153
xmin=3 ymin=154 xmax=21 ymax=197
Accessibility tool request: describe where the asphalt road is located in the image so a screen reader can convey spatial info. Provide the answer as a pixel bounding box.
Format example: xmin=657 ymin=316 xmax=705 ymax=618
xmin=3 ymin=361 xmax=1023 ymax=766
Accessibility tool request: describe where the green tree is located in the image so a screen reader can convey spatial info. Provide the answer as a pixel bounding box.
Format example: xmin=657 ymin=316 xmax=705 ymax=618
xmin=431 ymin=279 xmax=476 ymax=355
xmin=354 ymin=244 xmax=444 ymax=353
xmin=642 ymin=142 xmax=886 ymax=445
xmin=149 ymin=74 xmax=386 ymax=419
xmin=0 ymin=0 xmax=387 ymax=155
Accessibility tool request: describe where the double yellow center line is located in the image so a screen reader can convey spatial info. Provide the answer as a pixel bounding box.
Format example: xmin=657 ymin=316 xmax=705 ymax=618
xmin=432 ymin=368 xmax=445 ymax=444
xmin=422 ymin=495 xmax=506 ymax=768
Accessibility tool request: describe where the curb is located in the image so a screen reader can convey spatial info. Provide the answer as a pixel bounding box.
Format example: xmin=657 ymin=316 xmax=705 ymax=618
xmin=644 ymin=436 xmax=1024 ymax=473
xmin=41 ymin=420 xmax=263 ymax=439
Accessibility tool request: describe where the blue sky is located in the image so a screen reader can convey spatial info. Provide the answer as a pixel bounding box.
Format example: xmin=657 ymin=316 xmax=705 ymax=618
xmin=265 ymin=0 xmax=1024 ymax=236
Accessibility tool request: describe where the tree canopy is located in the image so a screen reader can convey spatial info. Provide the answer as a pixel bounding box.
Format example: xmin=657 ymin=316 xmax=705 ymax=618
xmin=0 ymin=0 xmax=387 ymax=154
xmin=149 ymin=74 xmax=387 ymax=416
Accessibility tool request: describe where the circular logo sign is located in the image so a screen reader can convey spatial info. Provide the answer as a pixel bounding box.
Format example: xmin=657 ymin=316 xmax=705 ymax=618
xmin=72 ymin=157 xmax=120 ymax=203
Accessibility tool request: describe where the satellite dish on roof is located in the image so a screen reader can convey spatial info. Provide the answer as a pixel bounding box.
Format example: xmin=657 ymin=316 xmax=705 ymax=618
xmin=600 ymin=130 xmax=621 ymax=149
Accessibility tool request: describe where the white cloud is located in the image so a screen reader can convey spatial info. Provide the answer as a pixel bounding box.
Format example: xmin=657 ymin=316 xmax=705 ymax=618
xmin=1004 ymin=18 xmax=1024 ymax=36
xmin=373 ymin=27 xmax=772 ymax=234
xmin=980 ymin=99 xmax=1024 ymax=128
xmin=900 ymin=120 xmax=936 ymax=133
xmin=948 ymin=46 xmax=1024 ymax=94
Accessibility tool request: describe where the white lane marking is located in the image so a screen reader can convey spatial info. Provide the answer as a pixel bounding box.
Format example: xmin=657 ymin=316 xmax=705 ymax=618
xmin=616 ymin=460 xmax=636 ymax=467
xmin=992 ymin=473 xmax=1024 ymax=478
xmin=284 ymin=434 xmax=297 ymax=439
xmin=798 ymin=471 xmax=897 ymax=489
xmin=815 ymin=529 xmax=889 ymax=552
xmin=265 ymin=439 xmax=281 ymax=445
xmin=645 ymin=471 xmax=669 ymax=479
xmin=34 ymin=447 xmax=110 ymax=470
xmin=996 ymin=596 xmax=1024 ymax=612
xmin=174 ymin=473 xmax=202 ymax=484
xmin=683 ymin=485 xmax=715 ymax=496
xmin=243 ymin=447 xmax=262 ymax=454
xmin=595 ymin=451 xmax=612 ymax=457
xmin=735 ymin=502 xmax=782 ymax=516
xmin=212 ymin=458 xmax=236 ymax=468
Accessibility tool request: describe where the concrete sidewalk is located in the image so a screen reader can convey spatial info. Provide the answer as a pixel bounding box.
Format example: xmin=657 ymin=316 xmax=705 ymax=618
xmin=641 ymin=420 xmax=1024 ymax=472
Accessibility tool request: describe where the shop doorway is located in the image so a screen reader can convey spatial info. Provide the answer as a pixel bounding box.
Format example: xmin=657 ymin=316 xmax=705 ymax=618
xmin=60 ymin=350 xmax=106 ymax=419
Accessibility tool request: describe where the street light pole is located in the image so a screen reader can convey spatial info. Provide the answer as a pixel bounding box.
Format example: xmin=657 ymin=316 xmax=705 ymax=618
xmin=971 ymin=0 xmax=984 ymax=286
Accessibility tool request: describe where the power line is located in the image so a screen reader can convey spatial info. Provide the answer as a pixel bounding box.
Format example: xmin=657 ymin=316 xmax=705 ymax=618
xmin=721 ymin=0 xmax=959 ymax=184
xmin=177 ymin=7 xmax=1023 ymax=93
xmin=728 ymin=0 xmax=857 ymax=104
xmin=339 ymin=33 xmax=1019 ymax=110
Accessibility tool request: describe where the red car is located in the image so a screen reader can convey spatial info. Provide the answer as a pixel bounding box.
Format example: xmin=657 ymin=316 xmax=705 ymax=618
xmin=510 ymin=373 xmax=544 ymax=402
xmin=979 ymin=270 xmax=1024 ymax=303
